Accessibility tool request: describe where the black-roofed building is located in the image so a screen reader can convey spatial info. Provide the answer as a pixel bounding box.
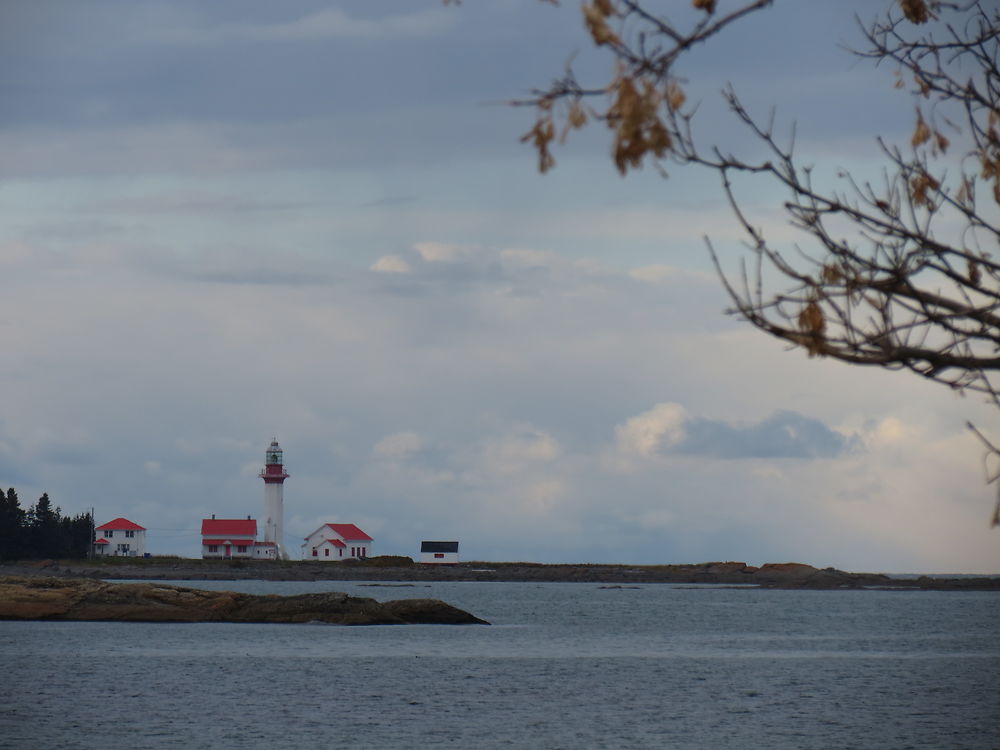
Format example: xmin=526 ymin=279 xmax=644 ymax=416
xmin=420 ymin=540 xmax=459 ymax=564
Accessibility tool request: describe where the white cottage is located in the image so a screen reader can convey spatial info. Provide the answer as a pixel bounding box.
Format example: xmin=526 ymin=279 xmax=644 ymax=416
xmin=94 ymin=517 xmax=147 ymax=557
xmin=302 ymin=523 xmax=373 ymax=561
xmin=420 ymin=541 xmax=459 ymax=564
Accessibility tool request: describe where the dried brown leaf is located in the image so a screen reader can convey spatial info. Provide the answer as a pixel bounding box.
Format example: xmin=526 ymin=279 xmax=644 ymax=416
xmin=797 ymin=301 xmax=827 ymax=357
xmin=666 ymin=81 xmax=686 ymax=112
xmin=560 ymin=100 xmax=589 ymax=143
xmin=583 ymin=3 xmax=620 ymax=46
xmin=910 ymin=171 xmax=940 ymax=208
xmin=912 ymin=114 xmax=931 ymax=148
xmin=798 ymin=300 xmax=825 ymax=334
xmin=593 ymin=0 xmax=616 ymax=16
xmin=521 ymin=115 xmax=557 ymax=174
xmin=899 ymin=0 xmax=930 ymax=24
xmin=820 ymin=264 xmax=843 ymax=284
xmin=956 ymin=177 xmax=970 ymax=204
xmin=969 ymin=259 xmax=982 ymax=286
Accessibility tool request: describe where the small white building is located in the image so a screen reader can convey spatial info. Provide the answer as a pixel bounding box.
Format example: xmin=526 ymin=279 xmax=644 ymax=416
xmin=94 ymin=518 xmax=147 ymax=557
xmin=253 ymin=540 xmax=278 ymax=559
xmin=420 ymin=541 xmax=459 ymax=564
xmin=302 ymin=523 xmax=373 ymax=561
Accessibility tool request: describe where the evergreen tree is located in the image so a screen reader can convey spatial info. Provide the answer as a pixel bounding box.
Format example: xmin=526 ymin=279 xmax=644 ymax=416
xmin=61 ymin=511 xmax=94 ymax=558
xmin=28 ymin=493 xmax=60 ymax=559
xmin=1 ymin=488 xmax=94 ymax=559
xmin=0 ymin=488 xmax=26 ymax=561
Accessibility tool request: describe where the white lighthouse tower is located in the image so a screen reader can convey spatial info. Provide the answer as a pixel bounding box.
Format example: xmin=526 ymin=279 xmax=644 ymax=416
xmin=260 ymin=438 xmax=290 ymax=560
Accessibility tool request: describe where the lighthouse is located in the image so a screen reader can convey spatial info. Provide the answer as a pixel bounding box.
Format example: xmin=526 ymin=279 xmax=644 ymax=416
xmin=260 ymin=438 xmax=290 ymax=560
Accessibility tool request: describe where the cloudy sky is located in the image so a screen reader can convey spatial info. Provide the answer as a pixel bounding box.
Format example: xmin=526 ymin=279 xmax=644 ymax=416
xmin=2 ymin=0 xmax=997 ymax=572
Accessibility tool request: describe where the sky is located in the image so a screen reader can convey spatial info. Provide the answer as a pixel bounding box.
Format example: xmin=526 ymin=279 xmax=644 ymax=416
xmin=1 ymin=0 xmax=997 ymax=573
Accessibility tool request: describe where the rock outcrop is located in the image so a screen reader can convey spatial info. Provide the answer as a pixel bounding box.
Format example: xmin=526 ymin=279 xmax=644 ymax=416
xmin=0 ymin=577 xmax=489 ymax=625
xmin=748 ymin=563 xmax=893 ymax=588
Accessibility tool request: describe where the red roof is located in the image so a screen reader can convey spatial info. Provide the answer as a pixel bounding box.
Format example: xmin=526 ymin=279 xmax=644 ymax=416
xmin=202 ymin=539 xmax=256 ymax=546
xmin=96 ymin=517 xmax=145 ymax=531
xmin=324 ymin=523 xmax=372 ymax=541
xmin=319 ymin=538 xmax=346 ymax=548
xmin=255 ymin=541 xmax=276 ymax=546
xmin=94 ymin=538 xmax=109 ymax=545
xmin=201 ymin=518 xmax=257 ymax=536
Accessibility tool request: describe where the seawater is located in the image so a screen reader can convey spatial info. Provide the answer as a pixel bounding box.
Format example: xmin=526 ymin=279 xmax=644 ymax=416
xmin=1 ymin=580 xmax=997 ymax=749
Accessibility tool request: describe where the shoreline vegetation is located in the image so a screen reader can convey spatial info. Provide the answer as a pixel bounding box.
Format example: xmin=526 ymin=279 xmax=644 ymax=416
xmin=2 ymin=557 xmax=998 ymax=590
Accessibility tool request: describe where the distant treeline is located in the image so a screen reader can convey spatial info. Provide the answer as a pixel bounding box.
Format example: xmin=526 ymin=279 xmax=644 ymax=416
xmin=0 ymin=488 xmax=93 ymax=561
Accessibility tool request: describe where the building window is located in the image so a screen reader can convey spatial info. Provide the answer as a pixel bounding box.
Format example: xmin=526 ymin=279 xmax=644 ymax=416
xmin=324 ymin=548 xmax=329 ymax=557
xmin=125 ymin=530 xmax=135 ymax=538
xmin=208 ymin=545 xmax=218 ymax=553
xmin=237 ymin=545 xmax=247 ymax=554
xmin=312 ymin=548 xmax=317 ymax=557
xmin=104 ymin=530 xmax=113 ymax=538
xmin=339 ymin=548 xmax=343 ymax=557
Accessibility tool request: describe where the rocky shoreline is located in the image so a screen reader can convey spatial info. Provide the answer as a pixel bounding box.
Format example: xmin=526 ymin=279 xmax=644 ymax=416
xmin=3 ymin=558 xmax=998 ymax=590
xmin=0 ymin=576 xmax=488 ymax=625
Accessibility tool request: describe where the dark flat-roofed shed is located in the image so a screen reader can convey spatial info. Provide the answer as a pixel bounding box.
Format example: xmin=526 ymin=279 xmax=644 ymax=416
xmin=420 ymin=540 xmax=460 ymax=563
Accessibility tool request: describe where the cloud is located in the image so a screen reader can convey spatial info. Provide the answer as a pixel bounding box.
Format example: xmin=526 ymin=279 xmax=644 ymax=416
xmin=628 ymin=265 xmax=683 ymax=283
xmin=862 ymin=416 xmax=918 ymax=448
xmin=478 ymin=425 xmax=561 ymax=475
xmin=370 ymin=255 xmax=411 ymax=274
xmin=3 ymin=0 xmax=997 ymax=574
xmin=373 ymin=431 xmax=425 ymax=459
xmin=682 ymin=410 xmax=857 ymax=459
xmin=613 ymin=403 xmax=855 ymax=463
xmin=230 ymin=8 xmax=456 ymax=42
xmin=147 ymin=7 xmax=456 ymax=46
xmin=615 ymin=403 xmax=688 ymax=458
xmin=413 ymin=241 xmax=480 ymax=263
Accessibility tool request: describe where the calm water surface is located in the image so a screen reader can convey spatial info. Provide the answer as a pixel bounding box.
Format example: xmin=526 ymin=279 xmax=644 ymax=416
xmin=1 ymin=580 xmax=997 ymax=749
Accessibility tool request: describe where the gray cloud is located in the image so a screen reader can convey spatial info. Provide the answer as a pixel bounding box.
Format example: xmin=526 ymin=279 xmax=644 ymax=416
xmin=680 ymin=410 xmax=857 ymax=459
xmin=1 ymin=0 xmax=994 ymax=572
xmin=613 ymin=403 xmax=856 ymax=462
xmin=182 ymin=269 xmax=336 ymax=287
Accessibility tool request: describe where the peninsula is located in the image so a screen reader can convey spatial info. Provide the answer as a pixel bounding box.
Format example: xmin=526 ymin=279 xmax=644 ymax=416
xmin=3 ymin=558 xmax=998 ymax=590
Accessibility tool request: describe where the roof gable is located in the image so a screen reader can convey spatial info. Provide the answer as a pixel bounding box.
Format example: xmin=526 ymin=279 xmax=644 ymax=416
xmin=318 ymin=538 xmax=346 ymax=548
xmin=201 ymin=518 xmax=257 ymax=537
xmin=96 ymin=517 xmax=146 ymax=531
xmin=324 ymin=523 xmax=372 ymax=541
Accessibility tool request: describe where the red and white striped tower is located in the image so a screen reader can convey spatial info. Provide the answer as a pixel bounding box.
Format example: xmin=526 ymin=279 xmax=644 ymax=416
xmin=260 ymin=438 xmax=290 ymax=560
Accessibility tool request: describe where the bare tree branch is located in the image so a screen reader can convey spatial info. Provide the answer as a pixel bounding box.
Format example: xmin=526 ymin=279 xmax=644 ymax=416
xmin=515 ymin=0 xmax=1000 ymax=523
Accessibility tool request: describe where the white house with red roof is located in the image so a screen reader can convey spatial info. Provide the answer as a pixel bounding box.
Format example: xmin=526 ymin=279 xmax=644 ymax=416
xmin=200 ymin=516 xmax=277 ymax=560
xmin=302 ymin=523 xmax=373 ymax=561
xmin=94 ymin=517 xmax=147 ymax=557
